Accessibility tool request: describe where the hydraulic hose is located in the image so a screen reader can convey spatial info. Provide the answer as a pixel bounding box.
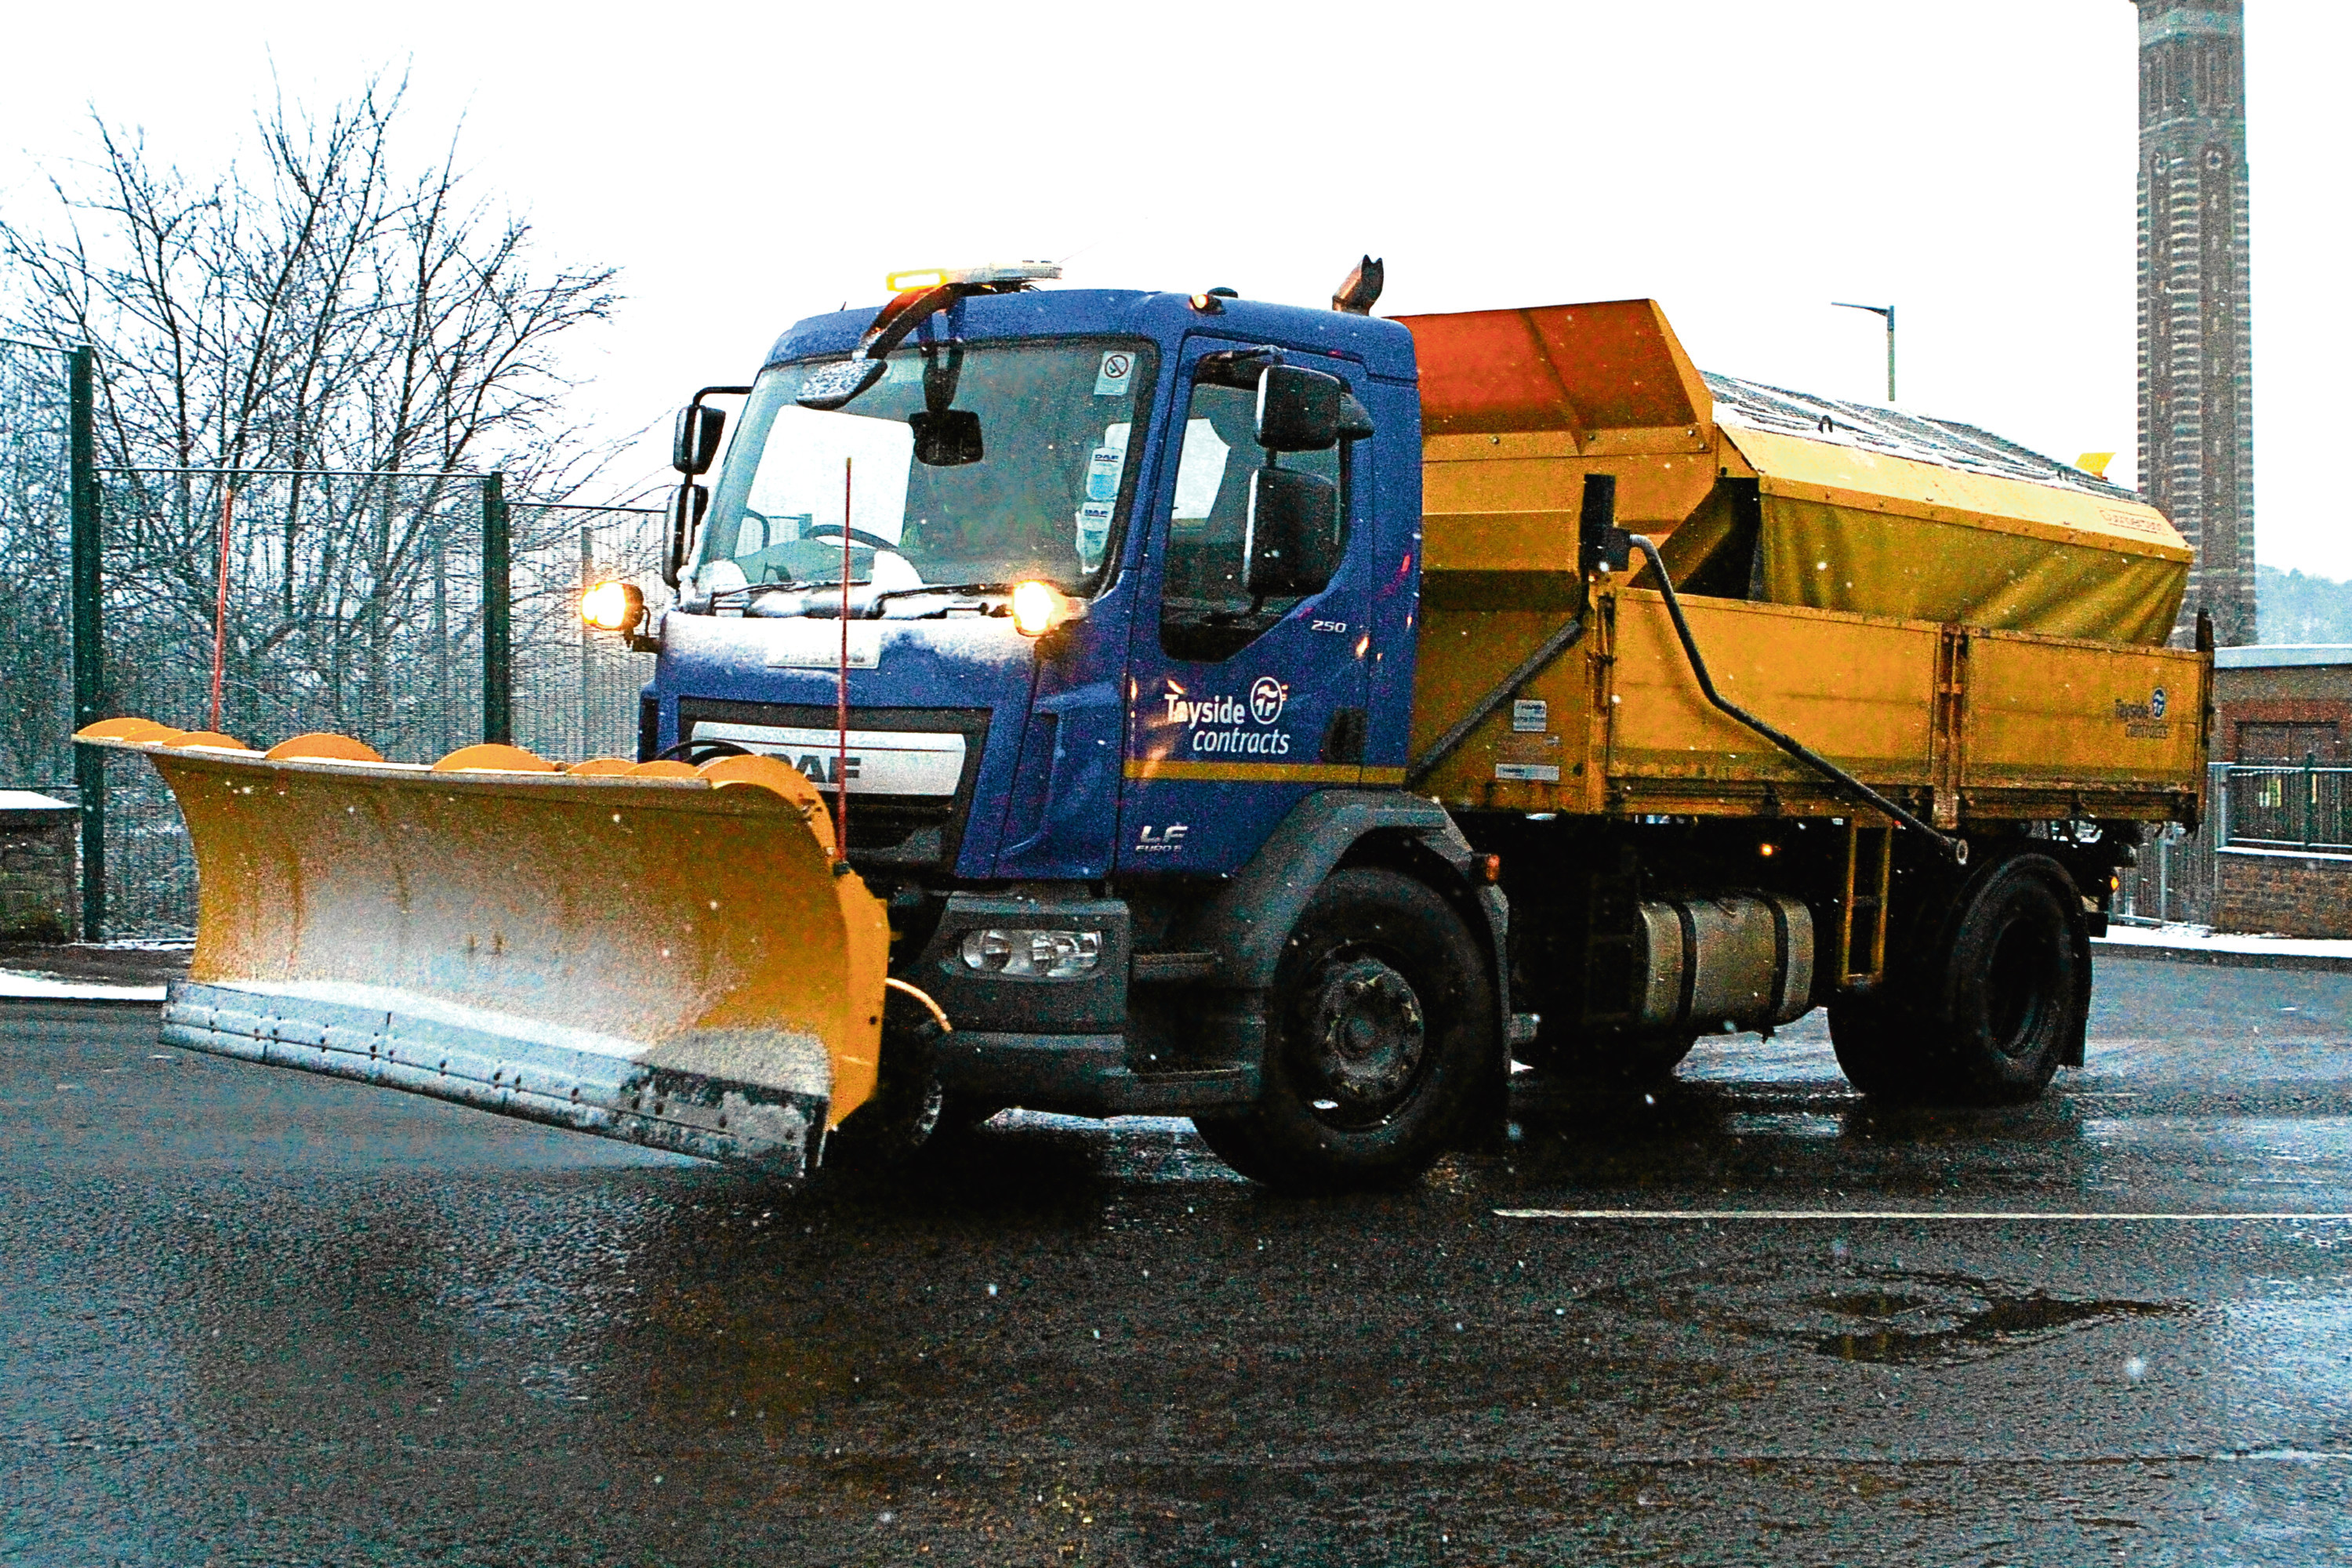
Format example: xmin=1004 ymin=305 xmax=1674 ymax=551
xmin=1625 ymin=533 xmax=1963 ymax=862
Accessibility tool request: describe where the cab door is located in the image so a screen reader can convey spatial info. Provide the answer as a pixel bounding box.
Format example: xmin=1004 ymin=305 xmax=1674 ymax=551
xmin=1116 ymin=342 xmax=1374 ymax=876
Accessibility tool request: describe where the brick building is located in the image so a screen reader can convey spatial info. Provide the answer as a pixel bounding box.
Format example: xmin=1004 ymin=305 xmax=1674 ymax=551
xmin=2137 ymin=0 xmax=2256 ymax=647
xmin=2212 ymin=646 xmax=2351 ymax=937
xmin=2216 ymin=645 xmax=2352 ymax=763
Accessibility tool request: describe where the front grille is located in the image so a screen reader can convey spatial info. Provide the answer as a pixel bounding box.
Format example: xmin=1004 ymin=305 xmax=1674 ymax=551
xmin=677 ymin=698 xmax=990 ymax=870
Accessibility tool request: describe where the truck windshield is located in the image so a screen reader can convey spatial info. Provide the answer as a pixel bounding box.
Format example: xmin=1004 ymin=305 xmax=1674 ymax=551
xmin=693 ymin=339 xmax=1157 ymax=603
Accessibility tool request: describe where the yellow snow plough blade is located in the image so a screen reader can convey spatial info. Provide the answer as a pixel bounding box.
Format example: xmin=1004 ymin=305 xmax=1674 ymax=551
xmin=76 ymin=720 xmax=887 ymax=1177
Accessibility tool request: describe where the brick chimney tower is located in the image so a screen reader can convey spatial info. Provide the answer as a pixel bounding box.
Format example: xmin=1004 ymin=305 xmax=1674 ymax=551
xmin=2137 ymin=0 xmax=2255 ymax=645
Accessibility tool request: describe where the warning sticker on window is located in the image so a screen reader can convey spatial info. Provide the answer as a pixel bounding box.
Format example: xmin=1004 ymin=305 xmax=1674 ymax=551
xmin=1094 ymin=350 xmax=1137 ymax=397
xmin=1076 ymin=501 xmax=1114 ymax=570
xmin=1087 ymin=445 xmax=1125 ymax=501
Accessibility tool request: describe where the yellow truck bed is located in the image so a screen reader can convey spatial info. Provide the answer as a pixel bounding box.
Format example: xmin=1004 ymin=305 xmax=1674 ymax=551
xmin=1400 ymin=299 xmax=2209 ymax=829
xmin=1414 ymin=588 xmax=2208 ymax=826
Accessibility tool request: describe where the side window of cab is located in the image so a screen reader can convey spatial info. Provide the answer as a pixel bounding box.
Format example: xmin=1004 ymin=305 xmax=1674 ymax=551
xmin=1158 ymin=371 xmax=1345 ymax=663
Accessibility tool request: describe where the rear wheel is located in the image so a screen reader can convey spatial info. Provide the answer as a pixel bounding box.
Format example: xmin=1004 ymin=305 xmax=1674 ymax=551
xmin=1193 ymin=869 xmax=1496 ymax=1192
xmin=1828 ymin=993 xmax=1927 ymax=1099
xmin=1934 ymin=853 xmax=2087 ymax=1103
xmin=1833 ymin=850 xmax=2087 ymax=1105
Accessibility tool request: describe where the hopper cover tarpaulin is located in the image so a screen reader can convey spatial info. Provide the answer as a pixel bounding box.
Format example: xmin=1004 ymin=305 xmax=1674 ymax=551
xmin=1719 ymin=421 xmax=2190 ymax=647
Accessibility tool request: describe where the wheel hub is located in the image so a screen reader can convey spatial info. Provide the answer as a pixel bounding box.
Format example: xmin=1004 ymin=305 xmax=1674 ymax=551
xmin=1305 ymin=957 xmax=1425 ymax=1108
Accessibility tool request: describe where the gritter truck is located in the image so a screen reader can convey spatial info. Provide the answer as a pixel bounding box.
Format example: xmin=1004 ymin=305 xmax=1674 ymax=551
xmin=83 ymin=260 xmax=2211 ymax=1190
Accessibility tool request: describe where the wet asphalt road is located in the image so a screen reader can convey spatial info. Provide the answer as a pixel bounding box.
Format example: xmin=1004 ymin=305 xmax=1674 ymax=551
xmin=5 ymin=956 xmax=2350 ymax=1566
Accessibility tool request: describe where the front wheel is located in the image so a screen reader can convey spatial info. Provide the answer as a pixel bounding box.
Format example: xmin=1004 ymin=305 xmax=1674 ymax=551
xmin=1193 ymin=869 xmax=1497 ymax=1192
xmin=820 ymin=993 xmax=946 ymax=1172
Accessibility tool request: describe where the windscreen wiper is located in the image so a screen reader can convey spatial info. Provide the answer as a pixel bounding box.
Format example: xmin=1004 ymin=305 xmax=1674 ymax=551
xmin=710 ymin=577 xmax=810 ymax=604
xmin=864 ymin=581 xmax=1012 ymax=617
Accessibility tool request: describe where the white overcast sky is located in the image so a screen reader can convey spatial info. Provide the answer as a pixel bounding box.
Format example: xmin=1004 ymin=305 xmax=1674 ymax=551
xmin=5 ymin=0 xmax=2346 ymax=579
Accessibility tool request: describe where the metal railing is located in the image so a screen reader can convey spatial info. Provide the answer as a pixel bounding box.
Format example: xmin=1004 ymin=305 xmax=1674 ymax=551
xmin=2111 ymin=761 xmax=2352 ymax=931
xmin=2111 ymin=819 xmax=2215 ymax=928
xmin=2221 ymin=757 xmax=2352 ymax=854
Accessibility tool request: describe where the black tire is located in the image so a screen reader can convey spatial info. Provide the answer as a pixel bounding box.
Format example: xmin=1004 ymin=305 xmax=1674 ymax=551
xmin=1835 ymin=851 xmax=2088 ymax=1105
xmin=1932 ymin=853 xmax=2088 ymax=1103
xmin=1828 ymin=993 xmax=1929 ymax=1100
xmin=1192 ymin=868 xmax=1497 ymax=1192
xmin=820 ymin=1001 xmax=946 ymax=1171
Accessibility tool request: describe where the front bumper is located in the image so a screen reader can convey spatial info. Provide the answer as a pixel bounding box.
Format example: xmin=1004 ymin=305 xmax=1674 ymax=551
xmin=935 ymin=1029 xmax=1258 ymax=1116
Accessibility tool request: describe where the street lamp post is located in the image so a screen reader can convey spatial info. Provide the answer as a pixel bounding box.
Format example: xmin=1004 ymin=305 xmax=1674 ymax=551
xmin=1831 ymin=301 xmax=1896 ymax=403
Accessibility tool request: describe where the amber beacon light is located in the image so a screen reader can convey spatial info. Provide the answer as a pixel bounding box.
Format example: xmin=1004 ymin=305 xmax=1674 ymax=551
xmin=580 ymin=579 xmax=646 ymax=633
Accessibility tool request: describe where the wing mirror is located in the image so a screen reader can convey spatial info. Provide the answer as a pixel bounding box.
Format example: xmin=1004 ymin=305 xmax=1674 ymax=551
xmin=1243 ymin=468 xmax=1341 ymax=597
xmin=673 ymin=405 xmax=726 ymax=475
xmin=664 ymin=482 xmax=710 ymax=589
xmin=1255 ymin=365 xmax=1343 ymax=452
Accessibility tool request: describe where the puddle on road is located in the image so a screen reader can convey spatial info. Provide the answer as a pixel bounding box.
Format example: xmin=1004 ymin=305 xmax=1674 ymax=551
xmin=1719 ymin=1111 xmax=1844 ymax=1141
xmin=1803 ymin=1272 xmax=2185 ymax=1364
xmin=1595 ymin=1256 xmax=2190 ymax=1367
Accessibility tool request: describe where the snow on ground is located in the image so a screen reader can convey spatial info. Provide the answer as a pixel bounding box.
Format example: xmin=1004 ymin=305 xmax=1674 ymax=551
xmin=2099 ymin=923 xmax=2352 ymax=963
xmin=0 ymin=971 xmax=166 ymax=1002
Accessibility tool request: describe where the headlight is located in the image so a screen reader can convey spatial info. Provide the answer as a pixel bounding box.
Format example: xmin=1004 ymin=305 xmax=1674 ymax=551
xmin=958 ymin=927 xmax=1103 ymax=979
xmin=1009 ymin=579 xmax=1064 ymax=637
xmin=581 ymin=579 xmax=646 ymax=633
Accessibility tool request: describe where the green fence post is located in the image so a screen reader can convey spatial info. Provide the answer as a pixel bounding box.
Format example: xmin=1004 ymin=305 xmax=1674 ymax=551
xmin=67 ymin=346 xmax=104 ymax=941
xmin=482 ymin=472 xmax=511 ymax=745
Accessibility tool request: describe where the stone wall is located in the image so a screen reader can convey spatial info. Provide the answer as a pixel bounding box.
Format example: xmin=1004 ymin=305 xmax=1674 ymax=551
xmin=2216 ymin=846 xmax=2352 ymax=938
xmin=0 ymin=807 xmax=78 ymax=941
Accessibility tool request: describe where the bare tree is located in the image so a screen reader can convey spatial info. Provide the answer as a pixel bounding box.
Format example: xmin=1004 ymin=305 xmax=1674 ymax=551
xmin=0 ymin=74 xmax=622 ymax=751
xmin=0 ymin=341 xmax=72 ymax=785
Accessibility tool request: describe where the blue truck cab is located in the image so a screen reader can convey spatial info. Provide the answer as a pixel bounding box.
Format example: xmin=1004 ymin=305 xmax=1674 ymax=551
xmin=645 ymin=280 xmax=1512 ymax=1185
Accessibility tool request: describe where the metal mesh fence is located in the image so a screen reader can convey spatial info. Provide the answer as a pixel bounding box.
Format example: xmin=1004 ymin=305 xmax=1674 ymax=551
xmin=2 ymin=340 xmax=673 ymax=936
xmin=510 ymin=501 xmax=668 ymax=764
xmin=2113 ymin=822 xmax=2216 ymax=927
xmin=91 ymin=468 xmax=496 ymax=933
xmin=96 ymin=469 xmax=493 ymax=757
xmin=0 ymin=342 xmax=72 ymax=796
xmin=84 ymin=477 xmax=665 ymax=935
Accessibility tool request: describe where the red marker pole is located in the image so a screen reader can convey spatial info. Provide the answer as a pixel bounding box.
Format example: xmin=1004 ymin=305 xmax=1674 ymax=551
xmin=208 ymin=483 xmax=234 ymax=732
xmin=836 ymin=456 xmax=852 ymax=862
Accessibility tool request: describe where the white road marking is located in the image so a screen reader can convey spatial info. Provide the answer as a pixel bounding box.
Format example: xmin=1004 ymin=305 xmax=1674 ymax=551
xmin=1495 ymin=1209 xmax=2352 ymax=1222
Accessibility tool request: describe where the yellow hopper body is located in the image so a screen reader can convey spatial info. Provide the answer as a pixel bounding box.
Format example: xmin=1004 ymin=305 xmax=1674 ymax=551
xmin=1401 ymin=299 xmax=2209 ymax=828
